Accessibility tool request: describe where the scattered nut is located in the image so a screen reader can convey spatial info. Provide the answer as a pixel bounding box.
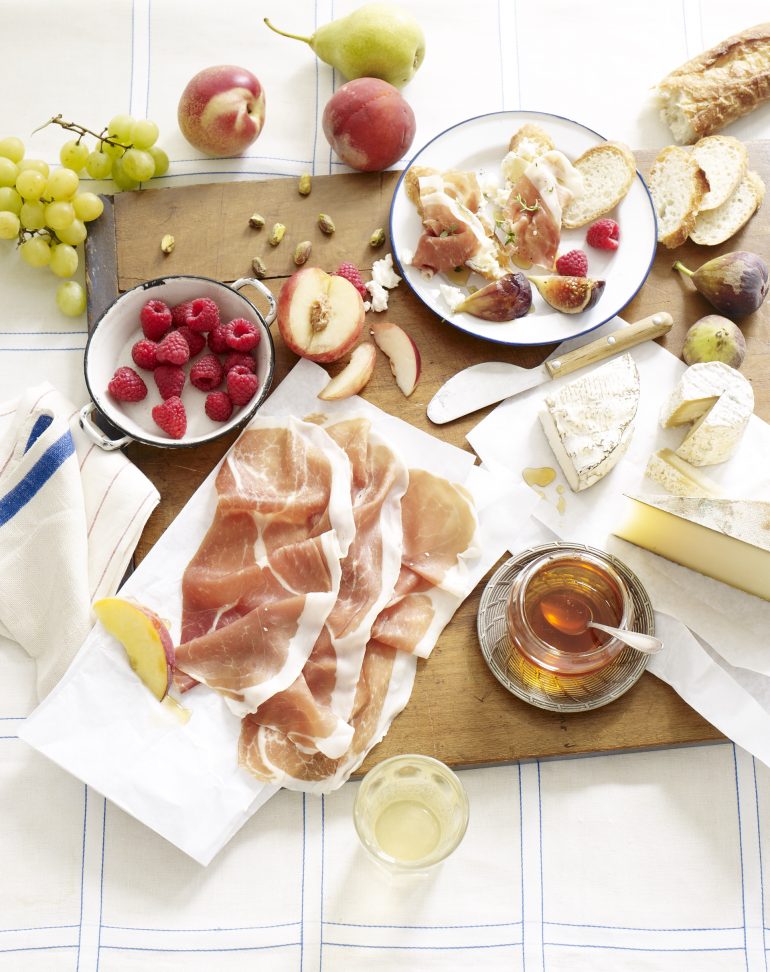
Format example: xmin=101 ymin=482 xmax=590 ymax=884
xmin=251 ymin=256 xmax=267 ymax=279
xmin=294 ymin=241 xmax=312 ymax=266
xmin=298 ymin=173 xmax=312 ymax=196
xmin=268 ymin=223 xmax=286 ymax=246
xmin=160 ymin=234 xmax=175 ymax=254
xmin=248 ymin=213 xmax=265 ymax=229
xmin=369 ymin=227 xmax=386 ymax=248
xmin=318 ymin=212 xmax=336 ymax=235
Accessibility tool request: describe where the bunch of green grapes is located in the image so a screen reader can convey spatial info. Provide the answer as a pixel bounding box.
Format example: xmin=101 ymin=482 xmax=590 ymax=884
xmin=0 ymin=115 xmax=169 ymax=317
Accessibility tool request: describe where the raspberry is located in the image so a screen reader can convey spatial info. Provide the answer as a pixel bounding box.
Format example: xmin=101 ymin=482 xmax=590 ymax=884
xmin=207 ymin=322 xmax=230 ymax=354
xmin=586 ymin=218 xmax=620 ymax=251
xmin=140 ymin=299 xmax=173 ymax=340
xmin=107 ymin=366 xmax=147 ymax=402
xmin=223 ymin=352 xmax=256 ymax=374
xmin=186 ymin=297 xmax=220 ymax=333
xmin=205 ymin=391 xmax=234 ymax=422
xmin=225 ymin=317 xmax=260 ymax=352
xmin=154 ymin=364 xmax=186 ymax=400
xmin=171 ymin=300 xmax=194 ymax=327
xmin=176 ymin=324 xmax=206 ymax=357
xmin=131 ymin=338 xmax=159 ymax=371
xmin=227 ymin=364 xmax=259 ymax=406
xmin=190 ymin=353 xmax=224 ymax=391
xmin=333 ymin=262 xmax=368 ymax=299
xmin=151 ymin=396 xmax=187 ymax=439
xmin=155 ymin=330 xmax=191 ymax=366
xmin=555 ymin=249 xmax=588 ymax=277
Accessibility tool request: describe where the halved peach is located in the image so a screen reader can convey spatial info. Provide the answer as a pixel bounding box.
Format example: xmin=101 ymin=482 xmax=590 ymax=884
xmin=92 ymin=597 xmax=175 ymax=701
xmin=318 ymin=342 xmax=377 ymax=400
xmin=277 ymin=266 xmax=365 ymax=363
xmin=370 ymin=321 xmax=421 ymax=397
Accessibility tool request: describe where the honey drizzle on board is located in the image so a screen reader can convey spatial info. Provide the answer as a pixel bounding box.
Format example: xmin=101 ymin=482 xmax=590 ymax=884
xmin=523 ymin=466 xmax=556 ymax=489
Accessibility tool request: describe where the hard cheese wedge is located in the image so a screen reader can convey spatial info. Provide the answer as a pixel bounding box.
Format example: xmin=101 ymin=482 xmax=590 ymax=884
xmin=644 ymin=448 xmax=724 ymax=497
xmin=614 ymin=494 xmax=770 ymax=601
xmin=660 ymin=361 xmax=753 ymax=466
xmin=539 ymin=352 xmax=640 ymax=491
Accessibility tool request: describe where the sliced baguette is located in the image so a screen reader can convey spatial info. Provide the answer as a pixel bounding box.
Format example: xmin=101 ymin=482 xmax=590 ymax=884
xmin=656 ymin=22 xmax=770 ymax=143
xmin=689 ymin=170 xmax=765 ymax=245
xmin=648 ymin=146 xmax=709 ymax=248
xmin=562 ymin=141 xmax=637 ymax=228
xmin=692 ymin=135 xmax=748 ymax=210
xmin=508 ymin=123 xmax=553 ymax=158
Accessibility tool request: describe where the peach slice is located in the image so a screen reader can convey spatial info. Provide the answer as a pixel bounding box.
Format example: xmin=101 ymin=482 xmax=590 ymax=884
xmin=371 ymin=321 xmax=421 ymax=397
xmin=92 ymin=597 xmax=175 ymax=701
xmin=277 ymin=266 xmax=365 ymax=363
xmin=318 ymin=343 xmax=377 ymax=400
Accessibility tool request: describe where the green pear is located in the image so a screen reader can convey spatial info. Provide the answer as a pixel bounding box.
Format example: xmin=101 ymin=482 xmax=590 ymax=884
xmin=264 ymin=3 xmax=425 ymax=88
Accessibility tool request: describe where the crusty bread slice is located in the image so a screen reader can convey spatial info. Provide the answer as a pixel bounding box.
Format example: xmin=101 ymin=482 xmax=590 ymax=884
xmin=648 ymin=146 xmax=710 ymax=248
xmin=692 ymin=135 xmax=748 ymax=210
xmin=508 ymin=124 xmax=553 ymax=158
xmin=689 ymin=170 xmax=765 ymax=245
xmin=562 ymin=141 xmax=637 ymax=229
xmin=656 ymin=22 xmax=770 ymax=143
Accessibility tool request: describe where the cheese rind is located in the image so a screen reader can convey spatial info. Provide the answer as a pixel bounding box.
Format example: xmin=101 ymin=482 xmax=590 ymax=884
xmin=539 ymin=353 xmax=640 ymax=492
xmin=614 ymin=494 xmax=770 ymax=601
xmin=644 ymin=448 xmax=724 ymax=497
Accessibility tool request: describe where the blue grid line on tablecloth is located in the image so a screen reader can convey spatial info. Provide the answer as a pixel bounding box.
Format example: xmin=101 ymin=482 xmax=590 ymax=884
xmin=538 ymin=759 xmax=544 ymax=965
xmin=753 ymin=757 xmax=769 ymax=969
xmin=322 ymin=942 xmax=522 ymax=952
xmin=76 ymin=784 xmax=88 ymax=971
xmin=95 ymin=798 xmax=106 ymax=972
xmin=325 ymin=921 xmax=522 ymax=931
xmin=0 ymin=348 xmax=87 ymax=353
xmin=543 ymin=943 xmax=746 ymax=954
xmin=734 ymin=744 xmax=751 ymax=970
xmin=100 ymin=943 xmax=301 ymax=953
xmin=320 ymin=792 xmax=326 ymax=970
xmin=0 ymin=945 xmax=77 ymax=954
xmin=519 ymin=761 xmax=526 ymax=971
xmin=102 ymin=922 xmax=301 ymax=933
xmin=143 ymin=0 xmax=152 ymax=120
xmin=301 ymin=792 xmax=306 ymax=972
xmin=0 ymin=925 xmax=78 ymax=934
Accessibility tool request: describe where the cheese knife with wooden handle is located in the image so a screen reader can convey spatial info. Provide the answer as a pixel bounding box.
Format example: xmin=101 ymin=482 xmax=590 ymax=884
xmin=426 ymin=312 xmax=673 ymax=424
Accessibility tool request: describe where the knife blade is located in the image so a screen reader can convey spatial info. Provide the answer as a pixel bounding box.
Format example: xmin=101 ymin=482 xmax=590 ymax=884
xmin=426 ymin=312 xmax=673 ymax=424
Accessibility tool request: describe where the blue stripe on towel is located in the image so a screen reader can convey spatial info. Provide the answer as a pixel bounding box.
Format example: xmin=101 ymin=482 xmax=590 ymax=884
xmin=0 ymin=429 xmax=75 ymax=527
xmin=24 ymin=414 xmax=53 ymax=453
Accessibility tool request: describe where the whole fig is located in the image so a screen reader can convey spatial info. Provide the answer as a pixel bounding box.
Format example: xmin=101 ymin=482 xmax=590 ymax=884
xmin=673 ymin=251 xmax=769 ymax=317
xmin=455 ymin=272 xmax=532 ymax=321
xmin=682 ymin=315 xmax=746 ymax=368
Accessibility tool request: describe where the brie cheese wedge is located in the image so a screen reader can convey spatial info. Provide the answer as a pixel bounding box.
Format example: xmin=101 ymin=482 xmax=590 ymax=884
xmin=539 ymin=353 xmax=640 ymax=491
xmin=645 ymin=449 xmax=724 ymax=497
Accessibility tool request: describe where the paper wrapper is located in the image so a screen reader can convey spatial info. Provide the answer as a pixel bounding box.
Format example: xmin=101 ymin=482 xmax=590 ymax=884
xmin=20 ymin=360 xmax=536 ymax=865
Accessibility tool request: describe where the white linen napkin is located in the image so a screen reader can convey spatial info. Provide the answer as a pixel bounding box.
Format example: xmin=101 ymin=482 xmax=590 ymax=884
xmin=0 ymin=383 xmax=159 ymax=699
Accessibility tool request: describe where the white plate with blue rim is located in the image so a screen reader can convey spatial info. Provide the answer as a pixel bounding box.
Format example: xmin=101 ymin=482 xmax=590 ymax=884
xmin=388 ymin=110 xmax=657 ymax=347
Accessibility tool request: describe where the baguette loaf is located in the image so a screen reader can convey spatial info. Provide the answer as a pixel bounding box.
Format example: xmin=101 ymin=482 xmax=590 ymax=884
xmin=656 ymin=22 xmax=770 ymax=143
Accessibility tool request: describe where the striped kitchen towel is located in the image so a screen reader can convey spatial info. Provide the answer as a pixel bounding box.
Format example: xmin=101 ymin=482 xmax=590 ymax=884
xmin=0 ymin=383 xmax=159 ymax=699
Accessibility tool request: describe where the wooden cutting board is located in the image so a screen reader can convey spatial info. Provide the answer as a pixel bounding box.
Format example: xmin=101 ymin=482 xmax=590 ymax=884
xmin=84 ymin=145 xmax=770 ymax=773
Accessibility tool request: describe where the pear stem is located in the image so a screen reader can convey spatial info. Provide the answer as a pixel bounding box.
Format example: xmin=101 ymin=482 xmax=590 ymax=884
xmin=673 ymin=260 xmax=694 ymax=278
xmin=263 ymin=17 xmax=313 ymax=45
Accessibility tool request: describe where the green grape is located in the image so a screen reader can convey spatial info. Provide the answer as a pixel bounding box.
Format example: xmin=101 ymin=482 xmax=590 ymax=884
xmin=108 ymin=114 xmax=134 ymax=141
xmin=0 ymin=211 xmax=20 ymax=239
xmin=20 ymin=236 xmax=51 ymax=268
xmin=46 ymin=167 xmax=79 ymax=201
xmin=0 ymin=157 xmax=18 ymax=188
xmin=0 ymin=137 xmax=24 ymax=163
xmin=121 ymin=148 xmax=154 ymax=183
xmin=148 ymin=146 xmax=169 ymax=178
xmin=17 ymin=159 xmax=49 ymax=177
xmin=129 ymin=119 xmax=159 ymax=150
xmin=16 ymin=169 xmax=46 ymax=200
xmin=56 ymin=281 xmax=86 ymax=316
xmin=72 ymin=191 xmax=104 ymax=222
xmin=0 ymin=187 xmax=22 ymax=215
xmin=20 ymin=201 xmax=46 ymax=230
xmin=85 ymin=150 xmax=113 ymax=180
xmin=56 ymin=219 xmax=86 ymax=245
xmin=111 ymin=157 xmax=139 ymax=191
xmin=102 ymin=140 xmax=126 ymax=161
xmin=59 ymin=140 xmax=89 ymax=172
xmin=45 ymin=201 xmax=75 ymax=231
xmin=49 ymin=243 xmax=79 ymax=278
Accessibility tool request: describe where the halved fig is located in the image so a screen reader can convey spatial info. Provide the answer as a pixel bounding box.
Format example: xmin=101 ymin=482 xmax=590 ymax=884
xmin=455 ymin=272 xmax=532 ymax=321
xmin=529 ymin=275 xmax=605 ymax=314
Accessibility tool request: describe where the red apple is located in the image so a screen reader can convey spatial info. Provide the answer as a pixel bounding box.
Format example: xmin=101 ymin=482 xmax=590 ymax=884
xmin=371 ymin=321 xmax=421 ymax=396
xmin=178 ymin=65 xmax=265 ymax=156
xmin=278 ymin=266 xmax=365 ymax=363
xmin=322 ymin=78 xmax=416 ymax=172
xmin=318 ymin=343 xmax=377 ymax=400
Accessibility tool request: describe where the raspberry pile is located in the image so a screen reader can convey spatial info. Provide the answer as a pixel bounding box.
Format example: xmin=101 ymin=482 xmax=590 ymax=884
xmin=107 ymin=295 xmax=263 ymax=439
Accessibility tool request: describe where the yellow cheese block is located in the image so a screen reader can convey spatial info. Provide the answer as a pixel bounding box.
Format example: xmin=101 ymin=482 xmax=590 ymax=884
xmin=614 ymin=494 xmax=770 ymax=601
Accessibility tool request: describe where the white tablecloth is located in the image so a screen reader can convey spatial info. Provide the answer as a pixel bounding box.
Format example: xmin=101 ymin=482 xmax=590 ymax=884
xmin=2 ymin=1 xmax=770 ymax=969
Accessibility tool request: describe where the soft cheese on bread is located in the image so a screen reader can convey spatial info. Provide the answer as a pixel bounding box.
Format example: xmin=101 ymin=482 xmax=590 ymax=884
xmin=647 ymin=145 xmax=709 ymax=248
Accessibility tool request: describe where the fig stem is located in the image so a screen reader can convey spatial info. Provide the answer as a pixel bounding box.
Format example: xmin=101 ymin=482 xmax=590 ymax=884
xmin=263 ymin=18 xmax=313 ymax=45
xmin=673 ymin=260 xmax=694 ymax=279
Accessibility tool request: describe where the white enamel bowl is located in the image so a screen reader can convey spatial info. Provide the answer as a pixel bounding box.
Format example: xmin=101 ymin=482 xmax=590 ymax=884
xmin=81 ymin=275 xmax=276 ymax=450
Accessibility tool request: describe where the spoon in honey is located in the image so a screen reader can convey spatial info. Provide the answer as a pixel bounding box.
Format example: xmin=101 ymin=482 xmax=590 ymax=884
xmin=539 ymin=593 xmax=663 ymax=655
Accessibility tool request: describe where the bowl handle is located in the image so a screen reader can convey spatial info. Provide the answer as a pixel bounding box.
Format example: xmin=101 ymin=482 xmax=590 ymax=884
xmin=231 ymin=277 xmax=277 ymax=326
xmin=78 ymin=402 xmax=134 ymax=451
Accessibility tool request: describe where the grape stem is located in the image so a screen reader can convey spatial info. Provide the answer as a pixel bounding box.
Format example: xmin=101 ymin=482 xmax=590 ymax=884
xmin=31 ymin=115 xmax=131 ymax=151
xmin=17 ymin=227 xmax=61 ymax=247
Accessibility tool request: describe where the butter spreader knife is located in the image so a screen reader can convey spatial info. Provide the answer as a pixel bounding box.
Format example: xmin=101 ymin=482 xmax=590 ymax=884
xmin=426 ymin=312 xmax=673 ymax=425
